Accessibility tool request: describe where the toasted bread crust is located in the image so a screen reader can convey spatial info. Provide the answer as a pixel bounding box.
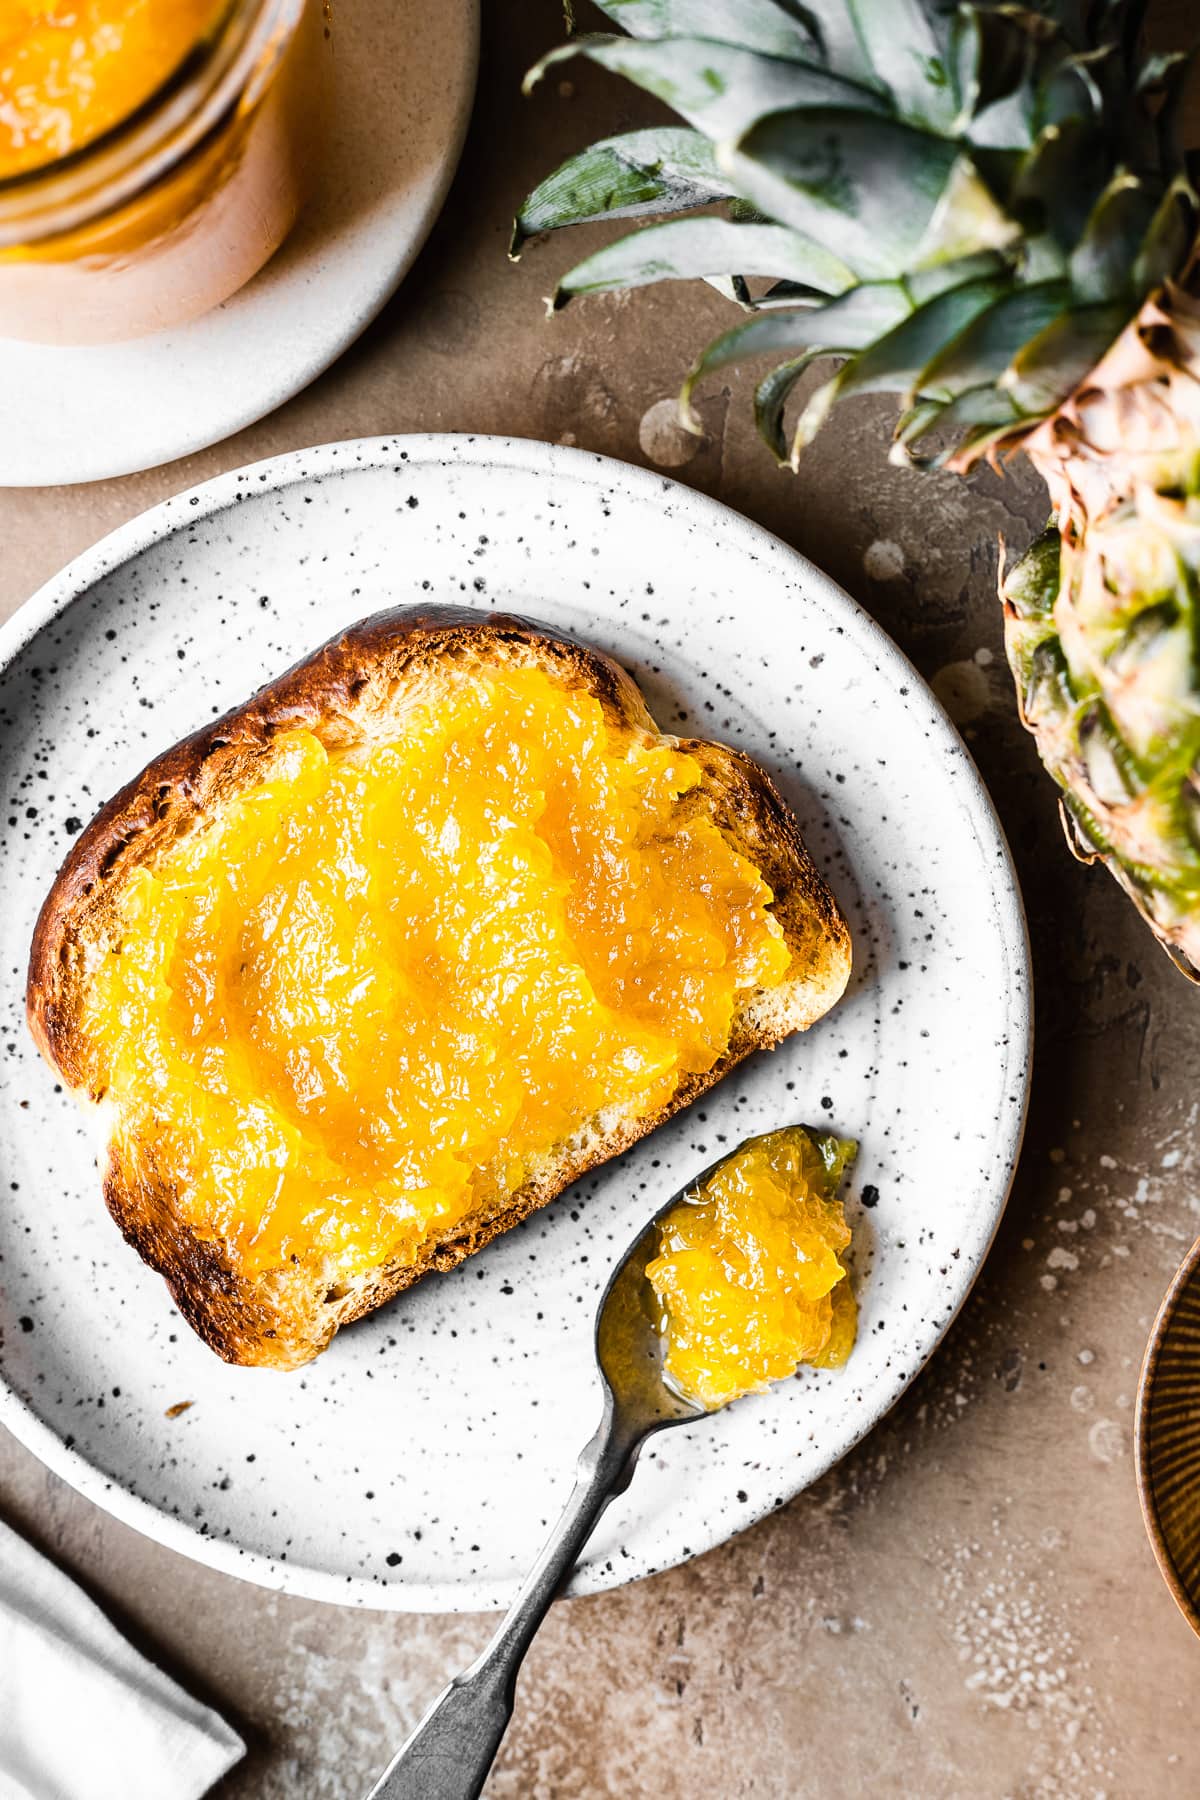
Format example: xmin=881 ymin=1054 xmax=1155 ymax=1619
xmin=28 ymin=607 xmax=851 ymax=1368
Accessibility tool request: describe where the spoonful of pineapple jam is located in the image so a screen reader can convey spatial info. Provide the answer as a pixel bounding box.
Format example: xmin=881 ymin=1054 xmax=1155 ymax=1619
xmin=365 ymin=1124 xmax=858 ymax=1800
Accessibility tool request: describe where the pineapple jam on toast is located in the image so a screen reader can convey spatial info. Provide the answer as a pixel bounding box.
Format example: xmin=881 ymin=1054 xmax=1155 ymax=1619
xmin=27 ymin=607 xmax=850 ymax=1368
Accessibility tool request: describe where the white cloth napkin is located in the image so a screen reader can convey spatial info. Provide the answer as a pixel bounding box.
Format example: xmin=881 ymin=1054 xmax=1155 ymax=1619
xmin=0 ymin=1518 xmax=245 ymax=1800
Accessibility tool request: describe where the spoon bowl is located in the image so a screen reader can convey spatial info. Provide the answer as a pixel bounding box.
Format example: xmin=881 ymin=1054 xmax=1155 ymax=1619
xmin=594 ymin=1152 xmax=741 ymax=1438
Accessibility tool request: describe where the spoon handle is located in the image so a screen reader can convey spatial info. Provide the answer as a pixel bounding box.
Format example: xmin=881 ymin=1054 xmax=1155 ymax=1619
xmin=364 ymin=1391 xmax=640 ymax=1800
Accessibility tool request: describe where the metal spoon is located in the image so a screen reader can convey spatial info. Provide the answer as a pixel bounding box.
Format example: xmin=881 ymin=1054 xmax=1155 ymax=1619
xmin=362 ymin=1146 xmax=742 ymax=1800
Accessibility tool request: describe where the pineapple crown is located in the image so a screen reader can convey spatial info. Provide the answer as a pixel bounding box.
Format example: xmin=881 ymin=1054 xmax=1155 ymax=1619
xmin=513 ymin=0 xmax=1199 ymax=468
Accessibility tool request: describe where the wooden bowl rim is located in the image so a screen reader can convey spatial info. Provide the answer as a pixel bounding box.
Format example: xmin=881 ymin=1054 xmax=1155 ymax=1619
xmin=1135 ymin=1230 xmax=1200 ymax=1641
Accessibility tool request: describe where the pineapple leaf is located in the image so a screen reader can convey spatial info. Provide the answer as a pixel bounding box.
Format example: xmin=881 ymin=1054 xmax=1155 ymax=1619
xmin=1010 ymin=118 xmax=1109 ymax=253
xmin=890 ymin=396 xmax=948 ymax=465
xmin=1146 ymin=48 xmax=1198 ymax=174
xmin=831 ymin=273 xmax=1012 ymax=404
xmin=703 ymin=275 xmax=753 ymax=303
xmin=588 ymin=0 xmax=820 ymax=60
xmin=905 ymin=249 xmax=1012 ymax=305
xmin=895 ymin=384 xmax=1024 ymax=466
xmin=751 ymin=277 xmax=837 ymax=308
xmin=1029 ymin=2 xmax=1089 ymax=49
xmin=934 ymin=384 xmax=1023 ymax=434
xmin=784 ymin=1 xmax=879 ymax=88
xmin=754 ymin=351 xmax=839 ymax=460
xmin=524 ymin=38 xmax=888 ymax=142
xmin=678 ymin=283 xmax=912 ymax=425
xmin=1068 ymin=173 xmax=1158 ymax=303
xmin=791 ymin=371 xmax=844 ymax=458
xmin=511 ymin=129 xmax=728 ymax=257
xmin=915 ymin=281 xmax=1072 ymax=397
xmin=551 ymin=218 xmax=856 ymax=309
xmin=1102 ymin=0 xmax=1153 ymax=71
xmin=1039 ymin=39 xmax=1127 ymax=136
xmin=846 ymin=0 xmax=957 ymax=132
xmin=949 ymin=7 xmax=1045 ymax=137
xmin=944 ymin=417 xmax=1033 ymax=465
xmin=964 ymin=94 xmax=1042 ymax=157
xmin=1001 ymin=298 xmax=1130 ymax=412
xmin=1136 ymin=49 xmax=1192 ymax=98
xmin=719 ymin=108 xmax=961 ymax=279
xmin=1133 ymin=177 xmax=1199 ymax=296
xmin=915 ymin=155 xmax=1023 ymax=265
xmin=1037 ymin=49 xmax=1107 ymax=131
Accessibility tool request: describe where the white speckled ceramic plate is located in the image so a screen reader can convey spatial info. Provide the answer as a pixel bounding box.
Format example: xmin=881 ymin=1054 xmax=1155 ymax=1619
xmin=0 ymin=0 xmax=478 ymax=487
xmin=0 ymin=436 xmax=1031 ymax=1609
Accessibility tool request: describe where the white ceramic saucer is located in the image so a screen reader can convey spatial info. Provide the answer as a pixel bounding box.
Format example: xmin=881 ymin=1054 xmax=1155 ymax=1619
xmin=0 ymin=0 xmax=478 ymax=488
xmin=0 ymin=436 xmax=1031 ymax=1609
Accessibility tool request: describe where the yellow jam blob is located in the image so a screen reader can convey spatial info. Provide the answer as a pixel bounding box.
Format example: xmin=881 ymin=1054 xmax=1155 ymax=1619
xmin=87 ymin=664 xmax=792 ymax=1280
xmin=0 ymin=0 xmax=223 ymax=179
xmin=647 ymin=1126 xmax=857 ymax=1410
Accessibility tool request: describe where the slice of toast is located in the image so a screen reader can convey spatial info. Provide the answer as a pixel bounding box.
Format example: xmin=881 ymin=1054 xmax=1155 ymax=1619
xmin=27 ymin=606 xmax=851 ymax=1368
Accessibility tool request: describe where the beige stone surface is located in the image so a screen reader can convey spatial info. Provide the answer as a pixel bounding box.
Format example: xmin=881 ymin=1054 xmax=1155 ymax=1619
xmin=2 ymin=3 xmax=1199 ymax=1795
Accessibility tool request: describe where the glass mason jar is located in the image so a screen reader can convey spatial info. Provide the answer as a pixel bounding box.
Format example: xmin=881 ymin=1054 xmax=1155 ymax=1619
xmin=0 ymin=0 xmax=331 ymax=345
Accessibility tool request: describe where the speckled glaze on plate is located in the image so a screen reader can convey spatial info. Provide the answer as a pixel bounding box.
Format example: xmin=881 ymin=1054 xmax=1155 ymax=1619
xmin=0 ymin=0 xmax=478 ymax=487
xmin=0 ymin=436 xmax=1031 ymax=1610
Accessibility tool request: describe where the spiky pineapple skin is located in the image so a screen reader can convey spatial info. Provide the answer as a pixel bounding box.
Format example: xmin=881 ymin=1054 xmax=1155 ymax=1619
xmin=1002 ymin=269 xmax=1200 ymax=973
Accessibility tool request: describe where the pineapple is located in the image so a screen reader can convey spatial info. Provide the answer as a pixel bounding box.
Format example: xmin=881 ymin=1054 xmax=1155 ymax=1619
xmin=513 ymin=0 xmax=1200 ymax=975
